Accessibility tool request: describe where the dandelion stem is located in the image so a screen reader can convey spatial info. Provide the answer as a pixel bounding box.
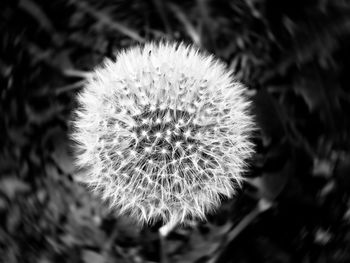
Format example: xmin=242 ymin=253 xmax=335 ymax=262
xmin=209 ymin=198 xmax=273 ymax=263
xmin=159 ymin=220 xmax=178 ymax=263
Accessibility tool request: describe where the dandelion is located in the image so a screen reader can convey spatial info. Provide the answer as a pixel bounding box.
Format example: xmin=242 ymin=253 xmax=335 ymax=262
xmin=71 ymin=42 xmax=255 ymax=226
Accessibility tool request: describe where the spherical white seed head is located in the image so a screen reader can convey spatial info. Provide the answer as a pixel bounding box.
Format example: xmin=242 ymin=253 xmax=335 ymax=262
xmin=71 ymin=42 xmax=255 ymax=226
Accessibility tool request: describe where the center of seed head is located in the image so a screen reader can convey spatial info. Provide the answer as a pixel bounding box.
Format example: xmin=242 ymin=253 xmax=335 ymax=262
xmin=132 ymin=107 xmax=200 ymax=161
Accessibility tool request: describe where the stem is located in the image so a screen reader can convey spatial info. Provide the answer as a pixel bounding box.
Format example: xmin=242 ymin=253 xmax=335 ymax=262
xmin=158 ymin=219 xmax=178 ymax=263
xmin=208 ymin=198 xmax=273 ymax=263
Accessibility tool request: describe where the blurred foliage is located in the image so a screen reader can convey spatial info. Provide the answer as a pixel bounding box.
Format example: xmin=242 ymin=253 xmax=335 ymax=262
xmin=1 ymin=0 xmax=350 ymax=262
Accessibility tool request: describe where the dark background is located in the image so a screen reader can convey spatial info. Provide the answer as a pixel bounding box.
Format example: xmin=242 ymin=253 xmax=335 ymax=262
xmin=1 ymin=0 xmax=350 ymax=262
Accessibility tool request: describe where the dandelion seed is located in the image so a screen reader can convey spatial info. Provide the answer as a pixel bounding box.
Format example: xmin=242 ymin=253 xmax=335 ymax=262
xmin=184 ymin=129 xmax=191 ymax=139
xmin=71 ymin=41 xmax=255 ymax=226
xmin=145 ymin=147 xmax=152 ymax=153
xmin=175 ymin=141 xmax=182 ymax=148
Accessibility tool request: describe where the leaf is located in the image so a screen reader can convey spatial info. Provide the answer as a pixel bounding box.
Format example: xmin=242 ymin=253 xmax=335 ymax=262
xmin=248 ymin=159 xmax=292 ymax=201
xmin=18 ymin=0 xmax=56 ymax=34
xmin=47 ymin=127 xmax=76 ymax=174
xmin=25 ymin=102 xmax=64 ymax=125
xmin=0 ymin=176 xmax=31 ymax=199
xmin=293 ymin=71 xmax=328 ymax=112
xmin=312 ymin=158 xmax=334 ymax=178
xmin=335 ymin=154 xmax=350 ymax=192
xmin=6 ymin=205 xmax=22 ymax=233
xmin=82 ymin=250 xmax=105 ymax=263
xmin=253 ymin=89 xmax=285 ymax=140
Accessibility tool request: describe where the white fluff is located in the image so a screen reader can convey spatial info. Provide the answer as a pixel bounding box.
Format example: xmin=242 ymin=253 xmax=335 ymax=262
xmin=71 ymin=42 xmax=255 ymax=226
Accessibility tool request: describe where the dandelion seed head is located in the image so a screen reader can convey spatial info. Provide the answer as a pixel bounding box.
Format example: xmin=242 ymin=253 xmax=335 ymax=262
xmin=71 ymin=42 xmax=255 ymax=226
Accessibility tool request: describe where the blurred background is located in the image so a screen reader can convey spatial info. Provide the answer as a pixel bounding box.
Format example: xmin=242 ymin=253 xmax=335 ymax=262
xmin=1 ymin=0 xmax=350 ymax=262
